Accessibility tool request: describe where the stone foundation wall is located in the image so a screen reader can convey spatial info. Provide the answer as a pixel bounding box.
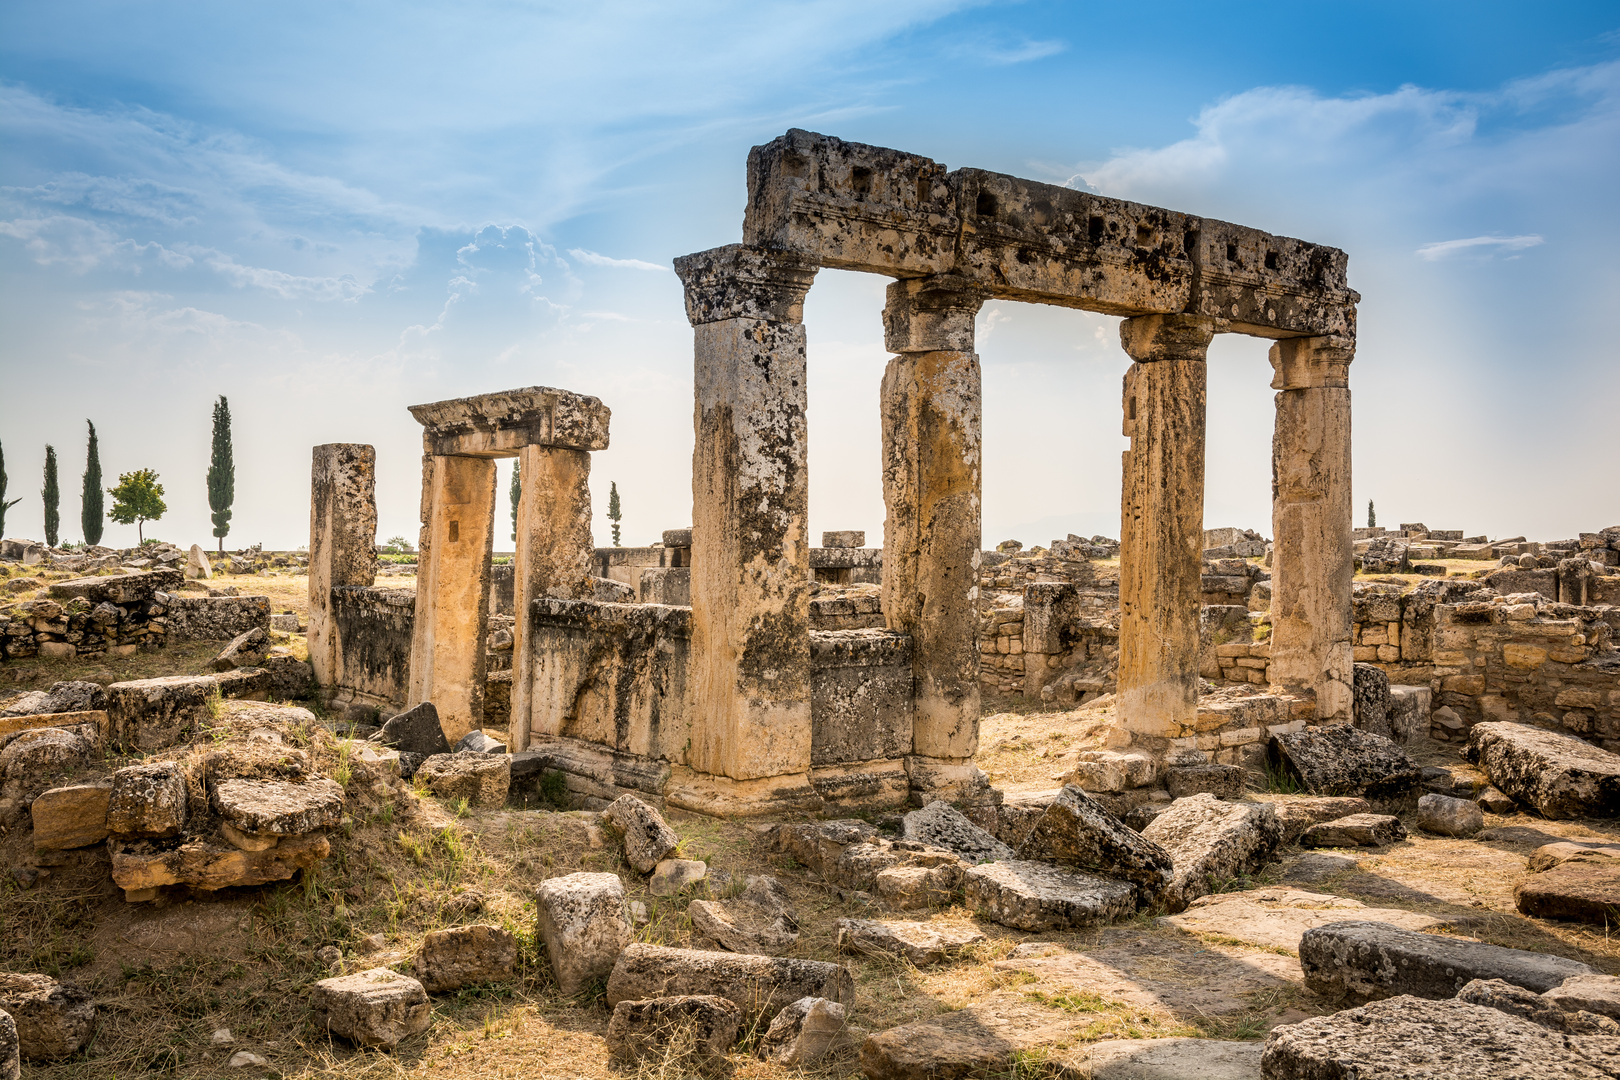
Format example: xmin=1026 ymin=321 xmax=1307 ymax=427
xmin=163 ymin=595 xmax=271 ymax=642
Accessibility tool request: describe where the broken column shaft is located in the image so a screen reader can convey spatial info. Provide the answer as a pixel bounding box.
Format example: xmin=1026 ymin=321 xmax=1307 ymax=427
xmin=307 ymin=444 xmax=377 ymax=690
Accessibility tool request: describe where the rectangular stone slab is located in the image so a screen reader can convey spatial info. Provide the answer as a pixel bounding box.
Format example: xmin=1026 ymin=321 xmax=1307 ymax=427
xmin=1467 ymin=721 xmax=1620 ymax=820
xmin=408 ymin=385 xmax=611 ymax=456
xmin=605 ymin=944 xmax=852 ymax=1018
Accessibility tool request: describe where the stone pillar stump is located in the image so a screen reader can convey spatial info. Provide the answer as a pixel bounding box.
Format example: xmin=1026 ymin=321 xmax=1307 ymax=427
xmin=308 ymin=444 xmax=377 ymax=690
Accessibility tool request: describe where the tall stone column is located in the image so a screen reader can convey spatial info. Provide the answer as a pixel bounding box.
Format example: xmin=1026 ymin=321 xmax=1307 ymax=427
xmin=880 ymin=275 xmax=989 ymax=799
xmin=1268 ymin=336 xmax=1355 ymax=721
xmin=1117 ymin=314 xmax=1218 ymax=740
xmin=409 ymin=452 xmax=498 ymax=746
xmin=673 ymin=245 xmax=818 ymax=796
xmin=509 ymin=444 xmax=595 ymax=752
xmin=307 ymin=444 xmax=377 ymax=690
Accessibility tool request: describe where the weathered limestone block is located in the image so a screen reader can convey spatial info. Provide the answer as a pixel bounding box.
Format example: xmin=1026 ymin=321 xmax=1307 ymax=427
xmin=1158 ymin=887 xmax=1449 ymax=952
xmin=1065 ymin=749 xmax=1158 ymax=794
xmin=1166 ymin=762 xmax=1245 ymax=799
xmin=1140 ymin=793 xmax=1282 ymax=912
xmin=772 ymin=819 xmax=875 ymax=878
xmin=1351 ymin=662 xmax=1392 ymax=739
xmin=408 ymin=385 xmax=609 ymax=456
xmin=1270 ymin=724 xmax=1420 ymax=802
xmin=650 ymin=858 xmax=708 ymax=896
xmin=0 ymin=1008 xmax=15 ymax=1080
xmin=1016 ymin=784 xmax=1173 ymax=901
xmin=0 ymin=975 xmax=94 ymax=1062
xmin=212 ymin=778 xmax=343 ymax=841
xmin=378 ymin=701 xmax=451 ymax=757
xmin=308 ymin=444 xmax=378 ymax=688
xmin=534 ymin=872 xmax=632 ymax=996
xmin=602 ymin=794 xmax=680 ymax=873
xmin=1515 ymin=855 xmax=1620 ymax=925
xmin=836 ymin=919 xmax=985 ymax=966
xmin=606 ymin=995 xmax=741 ymax=1069
xmin=1545 ymin=975 xmax=1620 ymax=1022
xmin=1298 ymin=920 xmax=1595 ymax=1001
xmin=1417 ymin=792 xmax=1484 ymax=837
xmin=310 ymin=968 xmax=431 ymax=1049
xmin=1457 ymin=978 xmax=1620 ymax=1035
xmin=415 ymin=751 xmax=510 ymax=807
xmin=107 ymin=675 xmax=215 ymax=751
xmin=211 ymin=627 xmax=270 ymax=672
xmin=831 ymin=838 xmax=962 ymax=892
xmin=607 ymin=944 xmax=853 ymax=1020
xmin=0 ymin=681 xmax=106 ymax=717
xmin=758 ymin=996 xmax=847 ymax=1066
xmin=687 ymin=875 xmax=799 ymax=956
xmin=107 ymin=761 xmax=188 ymax=837
xmin=857 ymin=995 xmax=1079 ymax=1080
xmin=1529 ymin=841 xmax=1620 ymax=872
xmin=1466 ymin=721 xmax=1620 ymax=819
xmin=109 ymin=834 xmax=330 ymax=896
xmin=901 ymin=800 xmax=1013 ymax=863
xmin=1299 ymin=813 xmax=1407 ymax=848
xmin=163 ymin=595 xmax=272 ymax=642
xmin=875 ymin=863 xmax=962 ymax=910
xmin=962 ymin=860 xmax=1135 ymax=931
xmin=810 ymin=629 xmax=915 ymax=767
xmin=1261 ymin=996 xmax=1620 ymax=1079
xmin=413 ymin=924 xmax=518 ymax=993
xmin=48 ymin=567 xmax=182 ymax=605
xmin=30 ymin=782 xmax=111 ymax=850
xmin=1271 ymin=796 xmax=1372 ymax=845
xmin=0 ymin=728 xmax=91 ymax=813
xmin=1387 ymin=684 xmax=1430 ymax=744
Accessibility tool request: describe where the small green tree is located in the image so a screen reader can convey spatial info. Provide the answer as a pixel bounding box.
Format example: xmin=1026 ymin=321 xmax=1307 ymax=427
xmin=0 ymin=438 xmax=20 ymax=536
xmin=108 ymin=469 xmax=167 ymax=544
xmin=207 ymin=396 xmax=235 ymax=554
xmin=607 ymin=481 xmax=622 ymax=547
xmin=510 ymin=457 xmax=521 ymax=542
xmin=42 ymin=445 xmax=60 ymax=547
xmin=81 ymin=421 xmax=103 ymax=546
xmin=1367 ymin=500 xmax=1376 ymax=528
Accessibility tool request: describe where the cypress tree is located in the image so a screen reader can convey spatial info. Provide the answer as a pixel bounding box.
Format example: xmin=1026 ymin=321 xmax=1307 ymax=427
xmin=207 ymin=396 xmax=235 ymax=554
xmin=82 ymin=421 xmax=103 ymax=546
xmin=0 ymin=438 xmax=20 ymax=537
xmin=608 ymin=481 xmax=622 ymax=547
xmin=42 ymin=445 xmax=60 ymax=547
xmin=509 ymin=457 xmax=521 ymax=542
xmin=1367 ymin=500 xmax=1376 ymax=528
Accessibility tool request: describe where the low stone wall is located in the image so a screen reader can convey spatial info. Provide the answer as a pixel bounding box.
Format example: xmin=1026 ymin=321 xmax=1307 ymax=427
xmin=163 ymin=595 xmax=270 ymax=642
xmin=1 ymin=569 xmax=183 ymax=660
xmin=809 ymin=589 xmax=884 ymax=631
xmin=329 ymin=586 xmax=415 ymax=709
xmin=979 ymin=583 xmax=1119 ymax=699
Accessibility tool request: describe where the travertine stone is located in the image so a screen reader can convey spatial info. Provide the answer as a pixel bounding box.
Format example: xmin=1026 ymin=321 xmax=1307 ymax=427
xmin=1545 ymin=975 xmax=1620 ymax=1022
xmin=1117 ymin=314 xmax=1215 ymax=738
xmin=1417 ymin=792 xmax=1485 ymax=837
xmin=407 ymin=385 xmax=610 ymax=457
xmin=415 ymin=751 xmax=510 ymax=807
xmin=30 ymin=782 xmax=111 ymax=850
xmin=308 ymin=445 xmax=377 ymax=689
xmin=310 ymin=968 xmax=432 ymax=1049
xmin=534 ymin=872 xmax=632 ymax=996
xmin=413 ymin=924 xmax=518 ymax=993
xmin=1457 ymin=978 xmax=1620 ymax=1035
xmin=1140 ymin=794 xmax=1281 ymax=912
xmin=606 ymin=995 xmax=742 ymax=1069
xmin=1299 ymin=813 xmax=1407 ymax=848
xmin=409 ymin=453 xmax=497 ymax=746
xmin=677 ymin=245 xmax=816 ymax=785
xmin=1515 ymin=855 xmax=1620 ymax=925
xmin=1271 ymin=796 xmax=1374 ymax=845
xmin=212 ymin=778 xmax=343 ymax=836
xmin=602 ymin=794 xmax=680 ymax=873
xmin=962 ymin=860 xmax=1136 ymax=931
xmin=1016 ymin=784 xmax=1173 ymax=901
xmin=1271 ymin=724 xmax=1420 ymax=802
xmin=1158 ymin=887 xmax=1449 ymax=952
xmin=687 ymin=875 xmax=799 ymax=956
xmin=605 ymin=944 xmax=854 ymax=1018
xmin=107 ymin=675 xmax=215 ymax=751
xmin=110 ymin=834 xmax=330 ymax=895
xmin=0 ymin=974 xmax=94 ymax=1061
xmin=882 ymin=276 xmax=984 ymax=760
xmin=1268 ymin=336 xmax=1355 ymax=722
xmin=0 ymin=1007 xmax=15 ymax=1080
xmin=1466 ymin=721 xmax=1620 ymax=820
xmin=758 ymin=996 xmax=847 ymax=1066
xmin=107 ymin=761 xmax=188 ymax=838
xmin=902 ymin=800 xmax=1013 ymax=863
xmin=1299 ymin=920 xmax=1595 ymax=1001
xmin=836 ymin=919 xmax=986 ymax=966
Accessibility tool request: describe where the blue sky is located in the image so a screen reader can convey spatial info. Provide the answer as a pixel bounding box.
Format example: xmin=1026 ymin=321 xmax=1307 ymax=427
xmin=2 ymin=2 xmax=1617 ymax=550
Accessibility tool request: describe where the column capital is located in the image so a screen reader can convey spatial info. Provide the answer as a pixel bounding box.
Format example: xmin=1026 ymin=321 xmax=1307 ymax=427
xmin=883 ymin=274 xmax=989 ymax=354
xmin=1269 ymin=335 xmax=1355 ymax=390
xmin=1119 ymin=313 xmax=1223 ymax=362
xmin=673 ymin=244 xmax=818 ymax=326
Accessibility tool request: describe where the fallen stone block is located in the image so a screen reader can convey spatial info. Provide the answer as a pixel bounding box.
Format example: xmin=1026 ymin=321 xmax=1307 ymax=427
xmin=605 ymin=995 xmax=741 ymax=1070
xmin=211 ymin=627 xmax=270 ymax=672
xmin=1165 ymin=763 xmax=1246 ymax=800
xmin=1299 ymin=813 xmax=1408 ymax=848
xmin=687 ymin=875 xmax=799 ymax=956
xmin=212 ymin=778 xmax=343 ymax=840
xmin=901 ymin=800 xmax=1014 ymax=863
xmin=107 ymin=761 xmax=189 ymax=838
xmin=757 ymin=996 xmax=847 ymax=1066
xmin=455 ymin=730 xmax=506 ymax=754
xmin=0 ymin=681 xmax=106 ymax=717
xmin=1417 ymin=792 xmax=1485 ymax=837
xmin=534 ymin=871 xmax=632 ymax=996
xmin=1158 ymin=887 xmax=1451 ymax=953
xmin=310 ymin=968 xmax=432 ymax=1049
xmin=0 ymin=728 xmax=92 ymax=811
xmin=1529 ymin=841 xmax=1620 ymax=872
xmin=107 ymin=674 xmax=216 ymax=751
xmin=605 ymin=944 xmax=854 ymax=1018
xmin=1015 ymin=783 xmax=1173 ymax=902
xmin=1065 ymin=750 xmax=1158 ymax=794
xmin=1515 ymin=854 xmax=1620 ymax=925
xmin=832 ymin=838 xmax=961 ymax=892
xmin=413 ymin=924 xmax=517 ymax=993
xmin=603 ymin=793 xmax=680 ymax=873
xmin=1467 ymin=721 xmax=1620 ymax=819
xmin=1270 ymin=796 xmax=1374 ymax=845
xmin=1545 ymin=974 xmax=1620 ymax=1022
xmin=415 ymin=752 xmax=509 ymax=807
xmin=772 ymin=819 xmax=875 ymax=878
xmin=263 ymin=654 xmax=314 ymax=700
xmin=874 ymin=863 xmax=962 ymax=910
xmin=1299 ymin=919 xmax=1595 ymax=1001
xmin=1387 ymin=684 xmax=1430 ymax=744
xmin=377 ymin=701 xmax=451 ymax=757
xmin=1141 ymin=793 xmax=1281 ymax=911
xmin=1457 ymin=978 xmax=1620 ymax=1035
xmin=1260 ymin=995 xmax=1620 ymax=1079
xmin=29 ymin=782 xmax=110 ymax=850
xmin=0 ymin=974 xmax=94 ymax=1061
xmin=110 ymin=833 xmax=330 ymax=897
xmin=836 ymin=919 xmax=985 ymax=966
xmin=858 ymin=995 xmax=1075 ymax=1080
xmin=1270 ymin=724 xmax=1421 ymax=803
xmin=649 ymin=858 xmax=707 ymax=896
xmin=1478 ymin=784 xmax=1518 ymax=814
xmin=962 ymin=860 xmax=1135 ymax=931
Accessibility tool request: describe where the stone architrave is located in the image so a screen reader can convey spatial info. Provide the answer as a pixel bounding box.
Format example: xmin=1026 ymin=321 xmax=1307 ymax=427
xmin=1268 ymin=336 xmax=1355 ymax=721
xmin=881 ymin=275 xmax=987 ymax=769
xmin=307 ymin=445 xmax=377 ymax=688
xmin=1116 ymin=314 xmax=1218 ymax=738
xmin=673 ymin=245 xmax=819 ymax=793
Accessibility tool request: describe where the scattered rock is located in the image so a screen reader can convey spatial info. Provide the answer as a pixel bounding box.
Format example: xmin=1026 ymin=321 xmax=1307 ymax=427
xmin=687 ymin=875 xmax=799 ymax=956
xmin=602 ymin=794 xmax=681 ymax=873
xmin=212 ymin=778 xmax=344 ymax=838
xmin=1466 ymin=721 xmax=1620 ymax=819
xmin=415 ymin=752 xmax=510 ymax=807
xmin=1158 ymin=887 xmax=1452 ymax=953
xmin=107 ymin=761 xmax=189 ymax=837
xmin=0 ymin=729 xmax=91 ymax=806
xmin=377 ymin=702 xmax=451 ymax=757
xmin=836 ymin=919 xmax=985 ymax=966
xmin=606 ymin=944 xmax=854 ymax=1018
xmin=210 ymin=1028 xmax=234 ymax=1047
xmin=1271 ymin=796 xmax=1372 ymax=845
xmin=1299 ymin=920 xmax=1596 ymax=1001
xmin=772 ymin=819 xmax=876 ymax=877
xmin=1064 ymin=750 xmax=1157 ymax=793
xmin=1280 ymin=852 xmax=1360 ymax=883
xmin=227 ymin=1050 xmax=268 ymax=1068
xmin=107 ymin=674 xmax=215 ymax=751
xmin=1457 ymin=978 xmax=1620 ymax=1035
xmin=186 ymin=545 xmax=212 ymax=580
xmin=1477 ymin=785 xmax=1518 ymax=814
xmin=413 ymin=924 xmax=517 ymax=993
xmin=649 ymin=858 xmax=708 ymax=896
xmin=1545 ymin=974 xmax=1620 ymax=1022
xmin=858 ymin=995 xmax=1074 ymax=1080
xmin=874 ymin=863 xmax=962 ymax=910
xmin=110 ymin=833 xmax=331 ymax=896
xmin=534 ymin=872 xmax=633 ymax=996
xmin=211 ymin=627 xmax=270 ymax=671
xmin=454 ymin=730 xmax=506 ymax=754
xmin=0 ymin=974 xmax=95 ymax=1061
xmin=0 ymin=681 xmax=106 ymax=717
xmin=310 ymin=968 xmax=432 ymax=1049
xmin=1299 ymin=813 xmax=1408 ymax=848
xmin=962 ymin=860 xmax=1135 ymax=931
xmin=29 ymin=782 xmax=111 ymax=850
xmin=1016 ymin=783 xmax=1173 ymax=902
xmin=605 ymin=995 xmax=741 ymax=1070
xmin=1529 ymin=841 xmax=1620 ymax=872
xmin=1140 ymin=794 xmax=1281 ymax=911
xmin=1515 ymin=854 xmax=1620 ymax=925
xmin=902 ymin=800 xmax=1014 ymax=863
xmin=1270 ymin=724 xmax=1421 ymax=802
xmin=1165 ymin=763 xmax=1246 ymax=800
xmin=1417 ymin=792 xmax=1485 ymax=837
xmin=757 ymin=996 xmax=847 ymax=1066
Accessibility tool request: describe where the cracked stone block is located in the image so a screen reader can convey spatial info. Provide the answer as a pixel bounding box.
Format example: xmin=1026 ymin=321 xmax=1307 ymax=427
xmin=0 ymin=974 xmax=95 ymax=1061
xmin=1300 ymin=813 xmax=1407 ymax=848
xmin=606 ymin=944 xmax=853 ymax=1019
xmin=1466 ymin=721 xmax=1620 ymax=820
xmin=1417 ymin=792 xmax=1484 ymax=837
xmin=962 ymin=860 xmax=1135 ymax=932
xmin=1141 ymin=794 xmax=1281 ymax=911
xmin=602 ymin=794 xmax=680 ymax=874
xmin=415 ymin=751 xmax=509 ymax=807
xmin=29 ymin=782 xmax=110 ymax=850
xmin=310 ymin=968 xmax=431 ymax=1049
xmin=836 ymin=919 xmax=985 ymax=966
xmin=901 ymin=800 xmax=1014 ymax=863
xmin=1016 ymin=783 xmax=1172 ymax=903
xmin=605 ymin=995 xmax=741 ymax=1070
xmin=687 ymin=875 xmax=799 ymax=956
xmin=758 ymin=996 xmax=848 ymax=1066
xmin=1299 ymin=920 xmax=1596 ymax=1001
xmin=534 ymin=872 xmax=632 ymax=996
xmin=413 ymin=924 xmax=517 ymax=993
xmin=107 ymin=761 xmax=189 ymax=838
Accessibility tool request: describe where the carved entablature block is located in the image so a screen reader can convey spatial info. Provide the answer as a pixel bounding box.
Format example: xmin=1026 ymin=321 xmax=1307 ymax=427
xmin=408 ymin=386 xmax=611 ymax=457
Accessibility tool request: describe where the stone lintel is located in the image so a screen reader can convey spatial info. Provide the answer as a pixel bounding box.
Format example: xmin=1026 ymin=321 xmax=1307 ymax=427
xmin=1270 ymin=336 xmax=1356 ymax=390
xmin=673 ymin=244 xmax=819 ymax=325
xmin=407 ymin=386 xmax=610 ymax=456
xmin=882 ymin=274 xmax=988 ymax=354
xmin=741 ymin=129 xmax=1357 ymax=340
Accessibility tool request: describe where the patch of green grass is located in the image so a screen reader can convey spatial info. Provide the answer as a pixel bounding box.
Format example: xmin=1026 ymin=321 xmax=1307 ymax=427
xmin=1263 ymin=761 xmax=1302 ymax=794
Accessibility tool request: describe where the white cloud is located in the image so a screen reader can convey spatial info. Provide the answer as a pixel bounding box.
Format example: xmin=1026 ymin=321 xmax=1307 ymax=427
xmin=200 ymin=251 xmax=371 ymax=301
xmin=567 ymin=248 xmax=668 ymax=272
xmin=1415 ymin=235 xmax=1545 ymax=260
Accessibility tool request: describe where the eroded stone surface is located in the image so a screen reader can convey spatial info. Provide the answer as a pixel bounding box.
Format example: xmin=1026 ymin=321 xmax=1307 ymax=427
xmin=0 ymin=1007 xmax=16 ymax=1080
xmin=1417 ymin=792 xmax=1484 ymax=838
xmin=310 ymin=968 xmax=431 ymax=1049
xmin=1299 ymin=813 xmax=1407 ymax=848
xmin=1299 ymin=920 xmax=1595 ymax=1001
xmin=377 ymin=702 xmax=451 ymax=757
xmin=212 ymin=778 xmax=344 ymax=836
xmin=1545 ymin=975 xmax=1620 ymax=1022
xmin=1159 ymin=888 xmax=1450 ymax=953
xmin=29 ymin=782 xmax=110 ymax=850
xmin=110 ymin=833 xmax=330 ymax=895
xmin=836 ymin=919 xmax=985 ymax=966
xmin=757 ymin=996 xmax=847 ymax=1066
xmin=1140 ymin=794 xmax=1281 ymax=911
xmin=606 ymin=944 xmax=853 ymax=1018
xmin=1467 ymin=721 xmax=1620 ymax=820
xmin=1016 ymin=783 xmax=1173 ymax=902
xmin=606 ymin=995 xmax=741 ymax=1069
xmin=1271 ymin=797 xmax=1372 ymax=846
xmin=1081 ymin=1037 xmax=1263 ymax=1080
xmin=413 ymin=924 xmax=517 ymax=993
xmin=1270 ymin=725 xmax=1420 ymax=802
xmin=0 ymin=974 xmax=94 ymax=1062
xmin=603 ymin=794 xmax=680 ymax=873
xmin=415 ymin=751 xmax=510 ymax=807
xmin=688 ymin=875 xmax=799 ymax=956
xmin=534 ymin=872 xmax=632 ymax=996
xmin=902 ymin=800 xmax=1013 ymax=863
xmin=962 ymin=859 xmax=1135 ymax=931
xmin=1515 ymin=855 xmax=1620 ymax=925
xmin=107 ymin=761 xmax=188 ymax=837
xmin=1457 ymin=978 xmax=1620 ymax=1035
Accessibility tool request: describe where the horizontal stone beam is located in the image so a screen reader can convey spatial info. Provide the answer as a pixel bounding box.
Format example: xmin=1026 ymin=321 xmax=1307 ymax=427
xmin=408 ymin=385 xmax=610 ymax=456
xmin=741 ymin=129 xmax=1357 ymax=340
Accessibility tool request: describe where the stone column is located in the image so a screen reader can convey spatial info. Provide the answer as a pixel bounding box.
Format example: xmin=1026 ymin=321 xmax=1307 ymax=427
xmin=673 ymin=245 xmax=817 ymax=794
xmin=307 ymin=444 xmax=377 ymax=690
xmin=880 ymin=275 xmax=989 ymax=797
xmin=1117 ymin=314 xmax=1218 ymax=740
xmin=1268 ymin=335 xmax=1355 ymax=721
xmin=409 ymin=452 xmax=498 ymax=746
xmin=509 ymin=444 xmax=595 ymax=752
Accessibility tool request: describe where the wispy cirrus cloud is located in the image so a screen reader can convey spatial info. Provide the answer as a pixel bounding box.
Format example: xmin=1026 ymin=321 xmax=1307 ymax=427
xmin=1415 ymin=234 xmax=1544 ymax=260
xmin=567 ymin=248 xmax=668 ymax=272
